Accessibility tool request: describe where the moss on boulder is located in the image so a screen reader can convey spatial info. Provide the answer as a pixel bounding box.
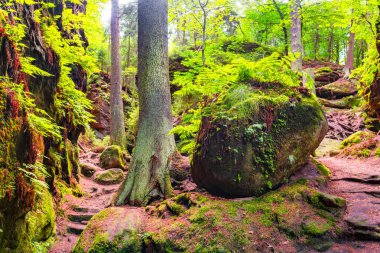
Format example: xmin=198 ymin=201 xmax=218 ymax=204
xmin=74 ymin=181 xmax=346 ymax=253
xmin=94 ymin=169 xmax=125 ymax=185
xmin=99 ymin=146 xmax=126 ymax=170
xmin=316 ymin=79 xmax=357 ymax=99
xmin=192 ymin=85 xmax=328 ymax=197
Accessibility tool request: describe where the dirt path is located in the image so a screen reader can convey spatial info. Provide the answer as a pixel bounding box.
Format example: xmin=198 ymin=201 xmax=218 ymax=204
xmin=315 ymin=154 xmax=380 ymax=252
xmin=49 ymin=150 xmax=125 ymax=253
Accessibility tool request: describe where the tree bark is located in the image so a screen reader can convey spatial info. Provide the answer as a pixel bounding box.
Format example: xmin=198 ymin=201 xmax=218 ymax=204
xmin=199 ymin=0 xmax=208 ymax=66
xmin=368 ymin=5 xmax=380 ymax=121
xmin=344 ymin=32 xmax=355 ymax=78
xmin=314 ymin=24 xmax=319 ymax=60
xmin=116 ymin=0 xmax=175 ymax=206
xmin=272 ymin=0 xmax=288 ymax=55
xmin=328 ymin=27 xmax=334 ymax=61
xmin=110 ymin=0 xmax=126 ymax=147
xmin=290 ymin=0 xmax=302 ymax=73
xmin=125 ymin=35 xmax=132 ymax=91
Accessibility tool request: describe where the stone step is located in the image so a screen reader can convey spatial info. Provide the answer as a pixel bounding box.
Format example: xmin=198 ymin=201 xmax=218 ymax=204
xmin=80 ymin=220 xmax=89 ymax=225
xmin=68 ymin=211 xmax=95 ymax=222
xmin=72 ymin=206 xmax=100 ymax=213
xmin=67 ymin=222 xmax=86 ymax=235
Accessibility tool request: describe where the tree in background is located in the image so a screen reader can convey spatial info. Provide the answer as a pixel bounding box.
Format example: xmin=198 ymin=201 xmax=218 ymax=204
xmin=116 ymin=0 xmax=175 ymax=206
xmin=110 ymin=0 xmax=126 ymax=147
xmin=290 ymin=0 xmax=302 ymax=72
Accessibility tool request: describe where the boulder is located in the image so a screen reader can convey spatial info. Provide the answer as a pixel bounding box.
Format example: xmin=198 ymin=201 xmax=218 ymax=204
xmin=314 ymin=67 xmax=341 ymax=87
xmin=94 ymin=169 xmax=125 ymax=185
xmin=319 ymin=95 xmax=361 ymax=109
xmin=99 ymin=145 xmax=126 ymax=170
xmin=192 ymin=85 xmax=328 ymax=197
xmin=73 ymin=207 xmax=144 ymax=253
xmin=316 ymin=79 xmax=357 ymax=99
xmin=80 ymin=163 xmax=102 ymax=177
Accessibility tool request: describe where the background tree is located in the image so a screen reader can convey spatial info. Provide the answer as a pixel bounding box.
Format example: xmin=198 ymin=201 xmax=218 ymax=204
xmin=116 ymin=0 xmax=175 ymax=206
xmin=290 ymin=0 xmax=302 ymax=72
xmin=110 ymin=0 xmax=126 ymax=147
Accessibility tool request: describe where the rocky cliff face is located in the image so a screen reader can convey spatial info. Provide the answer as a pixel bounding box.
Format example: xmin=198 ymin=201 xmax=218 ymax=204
xmin=0 ymin=0 xmax=91 ymax=251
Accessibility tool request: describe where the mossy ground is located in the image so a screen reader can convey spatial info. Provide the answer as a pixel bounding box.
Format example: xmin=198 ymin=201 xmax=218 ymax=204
xmin=75 ymin=177 xmax=346 ymax=253
xmin=339 ymin=131 xmax=380 ymax=158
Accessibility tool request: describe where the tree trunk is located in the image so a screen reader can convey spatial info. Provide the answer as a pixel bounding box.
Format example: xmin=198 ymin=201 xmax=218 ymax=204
xmin=344 ymin=31 xmax=355 ymax=78
xmin=368 ymin=5 xmax=380 ymax=121
xmin=200 ymin=0 xmax=207 ymax=67
xmin=272 ymin=0 xmax=288 ymax=55
xmin=116 ymin=0 xmax=175 ymax=207
xmin=110 ymin=0 xmax=126 ymax=147
xmin=125 ymin=35 xmax=132 ymax=91
xmin=290 ymin=0 xmax=302 ymax=73
xmin=314 ymin=24 xmax=319 ymax=60
xmin=335 ymin=38 xmax=340 ymax=64
xmin=328 ymin=27 xmax=334 ymax=61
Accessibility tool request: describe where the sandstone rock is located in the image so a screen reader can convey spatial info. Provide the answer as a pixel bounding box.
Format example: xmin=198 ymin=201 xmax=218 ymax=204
xmin=192 ymin=85 xmax=328 ymax=197
xmin=319 ymin=95 xmax=361 ymax=109
xmin=99 ymin=145 xmax=126 ymax=170
xmin=94 ymin=169 xmax=125 ymax=185
xmin=80 ymin=163 xmax=102 ymax=177
xmin=316 ymin=79 xmax=357 ymax=99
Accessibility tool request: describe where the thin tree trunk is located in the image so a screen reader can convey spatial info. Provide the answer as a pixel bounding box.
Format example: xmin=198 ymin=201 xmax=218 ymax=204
xmin=314 ymin=24 xmax=319 ymax=60
xmin=272 ymin=0 xmax=288 ymax=55
xmin=199 ymin=0 xmax=208 ymax=66
xmin=335 ymin=38 xmax=340 ymax=64
xmin=290 ymin=0 xmax=302 ymax=73
xmin=328 ymin=27 xmax=334 ymax=62
xmin=344 ymin=31 xmax=355 ymax=78
xmin=125 ymin=35 xmax=131 ymax=91
xmin=110 ymin=0 xmax=126 ymax=147
xmin=116 ymin=0 xmax=175 ymax=207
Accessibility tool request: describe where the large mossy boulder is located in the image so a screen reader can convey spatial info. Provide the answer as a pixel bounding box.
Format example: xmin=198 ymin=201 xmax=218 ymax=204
xmin=192 ymin=84 xmax=328 ymax=197
xmin=99 ymin=145 xmax=126 ymax=170
xmin=74 ymin=181 xmax=346 ymax=253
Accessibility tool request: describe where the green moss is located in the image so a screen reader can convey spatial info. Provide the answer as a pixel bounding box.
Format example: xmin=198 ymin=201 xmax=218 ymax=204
xmin=302 ymin=220 xmax=332 ymax=236
xmin=340 ymin=131 xmax=375 ymax=149
xmin=359 ymin=149 xmax=371 ymax=157
xmin=311 ymin=158 xmax=331 ymax=177
xmin=99 ymin=145 xmax=126 ymax=169
xmin=375 ymin=148 xmax=380 ymax=157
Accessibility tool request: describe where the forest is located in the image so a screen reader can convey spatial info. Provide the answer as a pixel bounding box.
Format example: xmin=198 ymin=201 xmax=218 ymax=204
xmin=0 ymin=0 xmax=379 ymax=252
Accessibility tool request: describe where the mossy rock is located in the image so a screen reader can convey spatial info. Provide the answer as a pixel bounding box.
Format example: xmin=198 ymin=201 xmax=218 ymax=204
xmin=316 ymin=79 xmax=357 ymax=99
xmin=340 ymin=131 xmax=376 ymax=149
xmin=74 ymin=183 xmax=345 ymax=253
xmin=99 ymin=145 xmax=126 ymax=170
xmin=73 ymin=208 xmax=144 ymax=253
xmin=80 ymin=162 xmax=102 ymax=177
xmin=192 ymin=85 xmax=328 ymax=197
xmin=0 ymin=189 xmax=56 ymax=252
xmin=94 ymin=169 xmax=125 ymax=185
xmin=319 ymin=95 xmax=361 ymax=109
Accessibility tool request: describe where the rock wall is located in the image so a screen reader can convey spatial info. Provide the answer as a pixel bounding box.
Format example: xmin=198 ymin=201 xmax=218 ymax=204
xmin=0 ymin=0 xmax=90 ymax=251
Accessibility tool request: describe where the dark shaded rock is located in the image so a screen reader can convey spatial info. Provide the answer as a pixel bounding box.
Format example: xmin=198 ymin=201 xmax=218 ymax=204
xmin=99 ymin=145 xmax=126 ymax=170
xmin=88 ymin=73 xmax=111 ymax=138
xmin=317 ymin=79 xmax=358 ymax=99
xmin=80 ymin=163 xmax=102 ymax=177
xmin=192 ymin=86 xmax=328 ymax=197
xmin=94 ymin=169 xmax=125 ymax=185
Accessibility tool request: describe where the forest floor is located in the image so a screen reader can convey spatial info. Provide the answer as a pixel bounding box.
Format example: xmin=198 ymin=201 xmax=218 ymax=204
xmin=48 ymin=106 xmax=380 ymax=252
